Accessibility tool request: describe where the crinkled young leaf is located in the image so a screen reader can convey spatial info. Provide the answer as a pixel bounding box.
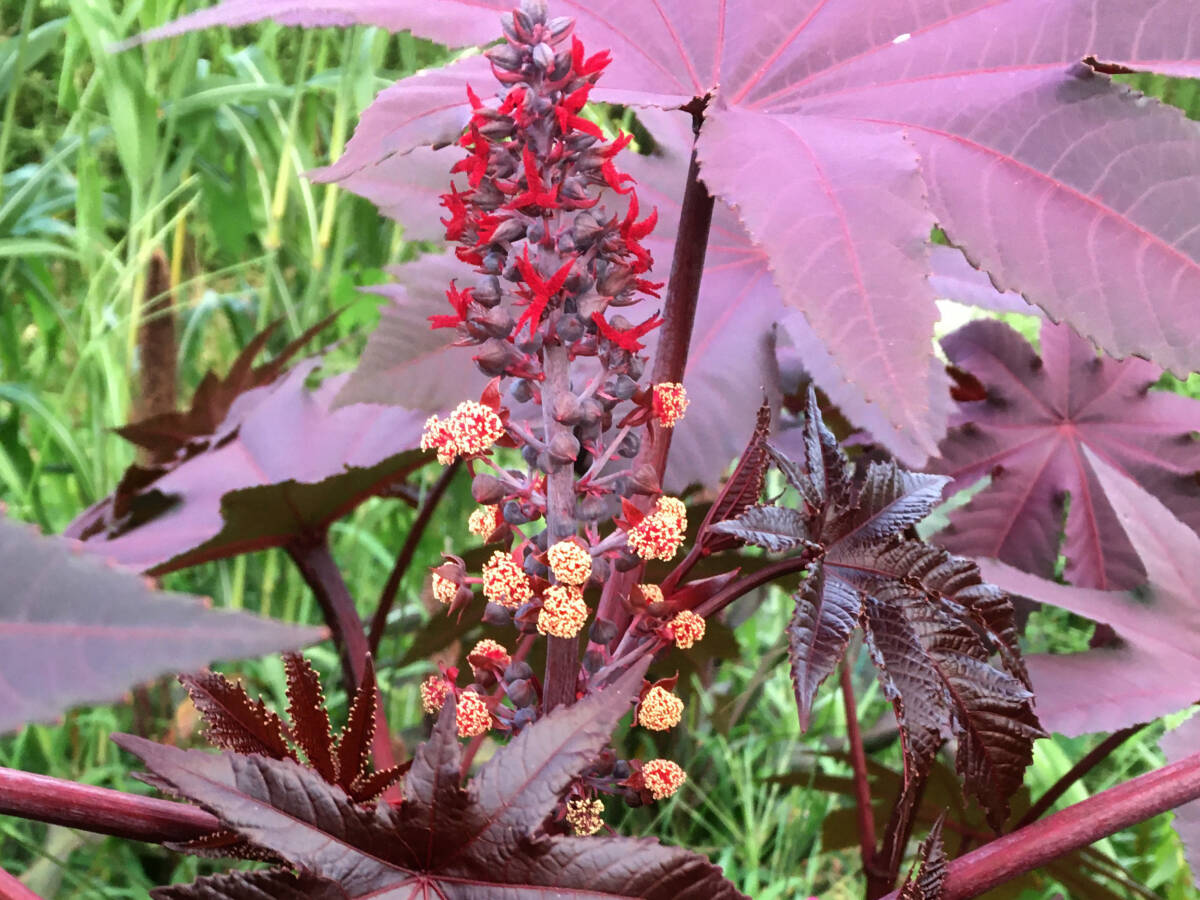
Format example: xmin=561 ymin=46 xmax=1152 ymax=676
xmin=711 ymin=505 xmax=809 ymax=553
xmin=899 ymin=818 xmax=947 ymax=900
xmin=789 ymin=562 xmax=861 ymax=729
xmin=68 ymin=364 xmax=428 ymax=574
xmin=710 ymin=396 xmax=1039 ymax=826
xmin=116 ymin=662 xmax=747 ymax=899
xmin=0 ymin=515 xmax=322 ymax=734
xmin=694 ymin=401 xmax=773 ymax=555
xmin=932 ymin=318 xmax=1200 ymax=590
xmin=983 ymin=449 xmax=1200 ymax=737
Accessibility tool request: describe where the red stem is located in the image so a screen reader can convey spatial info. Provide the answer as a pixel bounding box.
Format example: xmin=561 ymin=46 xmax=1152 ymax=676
xmin=879 ymin=747 xmax=1200 ymax=900
xmin=695 ymin=555 xmax=813 ymax=618
xmin=639 ymin=107 xmax=714 ymax=479
xmin=367 ymin=460 xmax=461 ymax=655
xmin=0 ymin=767 xmax=216 ymax=844
xmin=541 ymin=341 xmax=580 ymax=713
xmin=286 ymin=537 xmax=398 ymax=787
xmin=840 ymin=663 xmax=877 ymax=876
xmin=1014 ymin=721 xmax=1147 ymax=829
xmin=0 ymin=864 xmax=42 ymax=900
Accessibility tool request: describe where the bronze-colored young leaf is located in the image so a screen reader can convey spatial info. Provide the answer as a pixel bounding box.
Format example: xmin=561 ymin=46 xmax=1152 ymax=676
xmin=899 ymin=817 xmax=947 ymax=900
xmin=116 ymin=663 xmax=746 ymax=899
xmin=696 ymin=400 xmax=773 ymax=554
xmin=178 ymin=671 xmax=293 ymax=760
xmin=708 ymin=388 xmax=1041 ymax=828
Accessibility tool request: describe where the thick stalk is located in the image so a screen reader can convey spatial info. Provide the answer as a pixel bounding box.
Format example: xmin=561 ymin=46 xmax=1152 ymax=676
xmin=286 ymin=538 xmax=398 ymax=782
xmin=696 ymin=555 xmax=814 ymax=618
xmin=541 ymin=342 xmax=579 ymax=712
xmin=879 ymin=747 xmax=1200 ymax=900
xmin=640 ymin=116 xmax=715 ymax=481
xmin=0 ymin=767 xmax=216 ymax=845
xmin=1014 ymin=721 xmax=1147 ymax=829
xmin=0 ymin=866 xmax=41 ymax=900
xmin=841 ymin=664 xmax=877 ymax=881
xmin=367 ymin=460 xmax=461 ymax=655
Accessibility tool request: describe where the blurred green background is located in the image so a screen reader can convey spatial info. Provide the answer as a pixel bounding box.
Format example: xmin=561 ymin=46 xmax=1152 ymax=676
xmin=0 ymin=1 xmax=1197 ymax=896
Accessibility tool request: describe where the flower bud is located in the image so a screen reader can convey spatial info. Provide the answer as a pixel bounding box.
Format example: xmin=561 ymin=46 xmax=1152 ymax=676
xmin=608 ymin=375 xmax=638 ymax=400
xmin=471 ymin=473 xmax=507 ymax=505
xmin=488 ymin=216 xmax=527 ymax=245
xmin=503 ymin=660 xmax=534 ymax=683
xmin=522 ymin=553 xmax=549 ymax=579
xmin=613 ymin=548 xmax=641 ymax=572
xmin=552 ymin=391 xmax=583 ymax=425
xmin=506 ymin=678 xmax=537 ymax=707
xmin=509 ymin=378 xmax=534 ymax=404
xmin=483 ymin=602 xmax=514 ymax=626
xmin=628 ymin=464 xmax=660 ymax=495
xmin=576 ymin=493 xmax=613 ymax=522
xmin=474 ymin=338 xmax=517 ymax=375
xmin=550 ymin=50 xmax=573 ymax=81
xmin=547 ymin=15 xmax=573 ymax=40
xmin=532 ymin=42 xmax=555 ymax=70
xmin=549 ymin=432 xmax=580 ymax=465
xmin=617 ymin=430 xmax=641 ymax=459
xmin=512 ymin=9 xmax=535 ymax=39
xmin=556 ymin=314 xmax=585 ymax=343
xmin=477 ymin=117 xmax=516 ymax=140
xmin=589 ymin=617 xmax=619 ymax=645
xmin=503 ymin=499 xmax=533 ymax=525
xmin=474 ymin=275 xmax=502 ymax=307
xmin=572 ymin=212 xmax=605 ymax=245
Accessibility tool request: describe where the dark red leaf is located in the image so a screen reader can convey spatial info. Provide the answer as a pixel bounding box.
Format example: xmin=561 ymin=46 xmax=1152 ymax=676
xmin=151 ymin=868 xmax=344 ymax=900
xmin=116 ymin=661 xmax=747 ymax=899
xmin=0 ymin=514 xmax=321 ymax=734
xmin=283 ymin=653 xmax=336 ymax=783
xmin=178 ymin=672 xmax=294 ymax=760
xmin=789 ymin=563 xmax=861 ymax=730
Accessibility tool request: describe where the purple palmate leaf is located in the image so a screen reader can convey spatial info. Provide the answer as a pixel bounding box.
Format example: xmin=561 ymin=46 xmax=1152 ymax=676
xmin=69 ymin=363 xmax=428 ymax=574
xmin=137 ymin=0 xmax=1200 ymax=395
xmin=1161 ymin=714 xmax=1200 ymax=889
xmin=0 ymin=514 xmax=322 ymax=733
xmin=927 ymin=245 xmax=1037 ymax=316
xmin=983 ymin=449 xmax=1200 ymax=737
xmin=932 ymin=318 xmax=1200 ymax=590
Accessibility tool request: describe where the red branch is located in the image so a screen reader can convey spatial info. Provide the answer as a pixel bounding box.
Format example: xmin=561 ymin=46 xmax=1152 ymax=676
xmin=0 ymin=864 xmax=42 ymax=899
xmin=0 ymin=767 xmax=216 ymax=844
xmin=841 ymin=663 xmax=877 ymax=873
xmin=879 ymin=747 xmax=1200 ymax=900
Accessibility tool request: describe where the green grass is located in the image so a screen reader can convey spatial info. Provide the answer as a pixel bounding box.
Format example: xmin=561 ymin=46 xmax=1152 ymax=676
xmin=1 ymin=2 xmax=1197 ymax=897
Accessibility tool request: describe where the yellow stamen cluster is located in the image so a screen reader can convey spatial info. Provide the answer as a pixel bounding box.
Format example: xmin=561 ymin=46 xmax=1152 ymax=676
xmin=468 ymin=505 xmax=503 ymax=540
xmin=455 ymin=691 xmax=492 ymax=737
xmin=420 ymin=401 xmax=505 ymax=464
xmin=637 ymin=685 xmax=684 ymax=731
xmin=469 ymin=638 xmax=511 ymax=672
xmin=537 ymin=585 xmax=589 ymax=638
xmin=419 ymin=675 xmax=452 ymax=715
xmin=546 ymin=539 xmax=592 ymax=586
xmin=431 ymin=572 xmax=457 ymax=605
xmin=626 ymin=496 xmax=687 ymax=561
xmin=565 ymin=798 xmax=605 ymax=836
xmin=669 ymin=610 xmax=706 ymax=649
xmin=638 ymin=583 xmax=664 ymax=605
xmin=652 ymin=382 xmax=689 ymax=428
xmin=482 ymin=550 xmax=533 ymax=609
xmin=641 ymin=759 xmax=687 ymax=800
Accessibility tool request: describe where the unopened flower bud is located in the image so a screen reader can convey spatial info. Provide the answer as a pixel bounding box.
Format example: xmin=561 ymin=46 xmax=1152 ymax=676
xmin=483 ymin=602 xmax=514 ymax=626
xmin=589 ymin=617 xmax=619 ymax=645
xmin=523 ymin=553 xmax=549 ymax=579
xmin=617 ymin=430 xmax=642 ymax=459
xmin=556 ymin=314 xmax=585 ymax=343
xmin=504 ymin=660 xmax=534 ymax=683
xmin=573 ymin=212 xmax=605 ymax=245
xmin=609 ymin=375 xmax=638 ymax=400
xmin=503 ymin=499 xmax=533 ymax=525
xmin=547 ymin=15 xmax=573 ymax=39
xmin=477 ymin=117 xmax=516 ymax=140
xmin=471 ymin=473 xmax=507 ymax=505
xmin=550 ymin=51 xmax=573 ymax=81
xmin=517 ymin=332 xmax=544 ymax=354
xmin=475 ymin=338 xmax=516 ymax=375
xmin=506 ymin=677 xmax=537 ymax=707
xmin=628 ymin=464 xmax=660 ymax=495
xmin=549 ymin=432 xmax=580 ymax=464
xmin=474 ymin=275 xmax=502 ymax=307
xmin=576 ymin=493 xmax=613 ymax=522
xmin=552 ymin=391 xmax=583 ymax=425
xmin=509 ymin=378 xmax=534 ymax=404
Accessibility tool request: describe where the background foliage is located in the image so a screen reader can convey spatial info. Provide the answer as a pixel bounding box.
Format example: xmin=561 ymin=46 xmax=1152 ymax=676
xmin=0 ymin=0 xmax=1198 ymax=896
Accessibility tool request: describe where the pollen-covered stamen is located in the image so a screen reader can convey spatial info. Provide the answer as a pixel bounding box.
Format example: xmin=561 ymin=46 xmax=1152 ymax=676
xmin=652 ymin=382 xmax=689 ymax=428
xmin=456 ymin=691 xmax=492 ymax=737
xmin=431 ymin=572 xmax=458 ymax=606
xmin=669 ymin=610 xmax=706 ymax=650
xmin=637 ymin=583 xmax=664 ymax=605
xmin=626 ymin=498 xmax=687 ymax=562
xmin=565 ymin=797 xmax=605 ymax=836
xmin=468 ymin=638 xmax=512 ymax=675
xmin=641 ymin=759 xmax=687 ymax=800
xmin=420 ymin=414 xmax=458 ymax=465
xmin=537 ymin=584 xmax=589 ymax=638
xmin=637 ymin=685 xmax=684 ymax=731
xmin=482 ymin=550 xmax=534 ymax=609
xmin=468 ymin=505 xmax=504 ymax=540
xmin=447 ymin=401 xmax=506 ymax=458
xmin=546 ymin=539 xmax=592 ymax=585
xmin=420 ymin=675 xmax=453 ymax=715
